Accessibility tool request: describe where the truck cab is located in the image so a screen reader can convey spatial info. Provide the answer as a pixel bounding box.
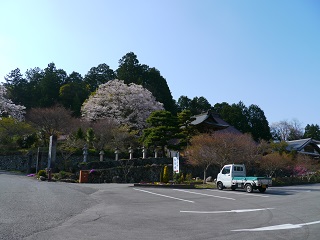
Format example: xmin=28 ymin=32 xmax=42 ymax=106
xmin=217 ymin=164 xmax=246 ymax=188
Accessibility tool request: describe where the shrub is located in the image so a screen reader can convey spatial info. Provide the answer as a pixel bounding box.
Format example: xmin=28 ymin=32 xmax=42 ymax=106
xmin=58 ymin=171 xmax=74 ymax=180
xmin=37 ymin=169 xmax=47 ymax=178
xmin=173 ymin=172 xmax=184 ymax=184
xmin=162 ymin=165 xmax=169 ymax=183
xmin=58 ymin=170 xmax=67 ymax=179
xmin=160 ymin=166 xmax=164 ymax=182
xmin=185 ymin=173 xmax=192 ymax=181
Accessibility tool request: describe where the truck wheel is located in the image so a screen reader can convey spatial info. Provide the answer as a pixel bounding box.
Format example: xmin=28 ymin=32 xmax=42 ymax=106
xmin=217 ymin=182 xmax=224 ymax=190
xmin=259 ymin=187 xmax=266 ymax=193
xmin=245 ymin=184 xmax=253 ymax=193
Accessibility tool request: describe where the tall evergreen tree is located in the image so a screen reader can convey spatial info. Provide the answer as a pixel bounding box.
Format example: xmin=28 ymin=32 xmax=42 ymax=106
xmin=25 ymin=67 xmax=44 ymax=108
xmin=304 ymin=124 xmax=320 ymax=140
xmin=177 ymin=96 xmax=212 ymax=115
xmin=247 ymin=104 xmax=271 ymax=141
xmin=4 ymin=68 xmax=29 ymax=107
xmin=84 ymin=63 xmax=115 ymax=92
xmin=214 ymin=101 xmax=250 ymax=133
xmin=142 ymin=66 xmax=176 ymax=113
xmin=116 ymin=52 xmax=176 ymax=113
xmin=116 ymin=52 xmax=143 ymax=85
xmin=177 ymin=110 xmax=196 ymax=149
xmin=59 ymin=71 xmax=90 ymax=116
xmin=38 ymin=63 xmax=67 ymax=107
xmin=177 ymin=95 xmax=191 ymax=111
xmin=214 ymin=101 xmax=271 ymax=141
xmin=140 ymin=110 xmax=180 ymax=153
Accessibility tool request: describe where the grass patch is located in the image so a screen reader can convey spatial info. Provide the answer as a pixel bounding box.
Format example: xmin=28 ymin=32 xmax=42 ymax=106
xmin=194 ymin=182 xmax=216 ymax=189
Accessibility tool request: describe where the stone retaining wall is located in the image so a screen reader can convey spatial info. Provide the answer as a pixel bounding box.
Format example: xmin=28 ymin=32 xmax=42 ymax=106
xmin=0 ymin=154 xmax=100 ymax=173
xmin=0 ymin=153 xmax=176 ymax=173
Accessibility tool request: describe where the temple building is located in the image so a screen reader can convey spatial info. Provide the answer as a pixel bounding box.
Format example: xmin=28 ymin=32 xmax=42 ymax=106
xmin=286 ymin=138 xmax=320 ymax=159
xmin=190 ymin=110 xmax=242 ymax=134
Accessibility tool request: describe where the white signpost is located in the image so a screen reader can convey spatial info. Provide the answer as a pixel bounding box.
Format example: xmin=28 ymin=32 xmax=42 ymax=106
xmin=173 ymin=156 xmax=179 ymax=173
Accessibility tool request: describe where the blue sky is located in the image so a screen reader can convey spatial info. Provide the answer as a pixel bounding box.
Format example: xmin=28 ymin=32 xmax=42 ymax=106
xmin=1 ymin=0 xmax=319 ymax=127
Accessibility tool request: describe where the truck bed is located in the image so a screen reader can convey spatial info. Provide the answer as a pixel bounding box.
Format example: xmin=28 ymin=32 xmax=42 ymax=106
xmin=232 ymin=176 xmax=272 ymax=181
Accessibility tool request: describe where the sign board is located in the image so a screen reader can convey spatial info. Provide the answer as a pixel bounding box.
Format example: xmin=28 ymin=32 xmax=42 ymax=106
xmin=173 ymin=157 xmax=179 ymax=173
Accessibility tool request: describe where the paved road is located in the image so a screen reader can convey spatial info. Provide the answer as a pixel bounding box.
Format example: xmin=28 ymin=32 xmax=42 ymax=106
xmin=1 ymin=172 xmax=320 ymax=240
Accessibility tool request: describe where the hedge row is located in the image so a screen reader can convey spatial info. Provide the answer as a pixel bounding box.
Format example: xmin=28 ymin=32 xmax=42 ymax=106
xmin=86 ymin=164 xmax=174 ymax=183
xmin=272 ymin=174 xmax=320 ymax=186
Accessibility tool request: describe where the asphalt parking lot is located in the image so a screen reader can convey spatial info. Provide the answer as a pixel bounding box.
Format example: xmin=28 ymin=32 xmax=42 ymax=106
xmin=30 ymin=183 xmax=320 ymax=240
xmin=1 ymin=173 xmax=320 ymax=240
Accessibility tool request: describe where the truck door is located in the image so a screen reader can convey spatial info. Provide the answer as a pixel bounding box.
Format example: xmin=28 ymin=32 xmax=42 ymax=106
xmin=219 ymin=166 xmax=232 ymax=187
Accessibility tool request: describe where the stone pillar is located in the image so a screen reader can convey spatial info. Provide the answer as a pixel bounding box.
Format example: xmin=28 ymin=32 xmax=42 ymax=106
xmin=99 ymin=150 xmax=104 ymax=162
xmin=48 ymin=135 xmax=57 ymax=169
xmin=83 ymin=144 xmax=88 ymax=162
xmin=128 ymin=147 xmax=133 ymax=160
xmin=142 ymin=146 xmax=147 ymax=159
xmin=115 ymin=148 xmax=119 ymax=161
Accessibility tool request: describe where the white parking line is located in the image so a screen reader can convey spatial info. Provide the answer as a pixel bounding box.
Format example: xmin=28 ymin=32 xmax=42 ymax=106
xmin=181 ymin=208 xmax=274 ymax=214
xmin=206 ymin=189 xmax=269 ymax=198
xmin=231 ymin=220 xmax=320 ymax=231
xmin=173 ymin=189 xmax=236 ymax=200
xmin=133 ymin=188 xmax=194 ymax=203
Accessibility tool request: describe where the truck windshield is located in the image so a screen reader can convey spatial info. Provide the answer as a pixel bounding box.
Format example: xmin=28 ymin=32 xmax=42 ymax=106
xmin=222 ymin=166 xmax=230 ymax=174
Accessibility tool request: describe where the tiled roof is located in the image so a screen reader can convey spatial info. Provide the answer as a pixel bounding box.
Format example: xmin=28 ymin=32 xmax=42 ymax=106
xmin=286 ymin=138 xmax=320 ymax=156
xmin=286 ymin=138 xmax=312 ymax=151
xmin=190 ymin=111 xmax=242 ymax=134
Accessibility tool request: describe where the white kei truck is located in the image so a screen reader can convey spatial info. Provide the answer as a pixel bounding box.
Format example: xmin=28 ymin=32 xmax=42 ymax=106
xmin=216 ymin=164 xmax=272 ymax=193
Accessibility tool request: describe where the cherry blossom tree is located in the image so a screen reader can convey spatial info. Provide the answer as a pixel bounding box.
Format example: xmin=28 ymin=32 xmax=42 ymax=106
xmin=81 ymin=79 xmax=164 ymax=130
xmin=0 ymin=85 xmax=25 ymax=121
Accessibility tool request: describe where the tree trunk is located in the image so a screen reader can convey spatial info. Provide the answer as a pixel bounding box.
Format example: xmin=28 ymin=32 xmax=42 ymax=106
xmin=203 ymin=169 xmax=206 ymax=184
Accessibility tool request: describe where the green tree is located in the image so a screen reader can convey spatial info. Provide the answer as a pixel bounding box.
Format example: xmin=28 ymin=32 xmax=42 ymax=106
xmin=142 ymin=67 xmax=176 ymax=113
xmin=214 ymin=101 xmax=250 ymax=134
xmin=75 ymin=127 xmax=85 ymax=140
xmin=116 ymin=52 xmax=176 ymax=113
xmin=59 ymin=71 xmax=90 ymax=116
xmin=177 ymin=96 xmax=212 ymax=115
xmin=177 ymin=95 xmax=191 ymax=111
xmin=247 ymin=104 xmax=271 ymax=141
xmin=304 ymin=124 xmax=320 ymax=140
xmin=84 ymin=63 xmax=116 ymax=92
xmin=38 ymin=63 xmax=67 ymax=107
xmin=140 ymin=110 xmax=180 ymax=154
xmin=270 ymin=141 xmax=288 ymax=154
xmin=0 ymin=117 xmax=35 ymax=150
xmin=86 ymin=128 xmax=95 ymax=148
xmin=24 ymin=67 xmax=44 ymax=108
xmin=214 ymin=101 xmax=272 ymax=141
xmin=116 ymin=52 xmax=143 ymax=85
xmin=177 ymin=110 xmax=196 ymax=149
xmin=4 ymin=68 xmax=29 ymax=107
xmin=190 ymin=97 xmax=212 ymax=115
